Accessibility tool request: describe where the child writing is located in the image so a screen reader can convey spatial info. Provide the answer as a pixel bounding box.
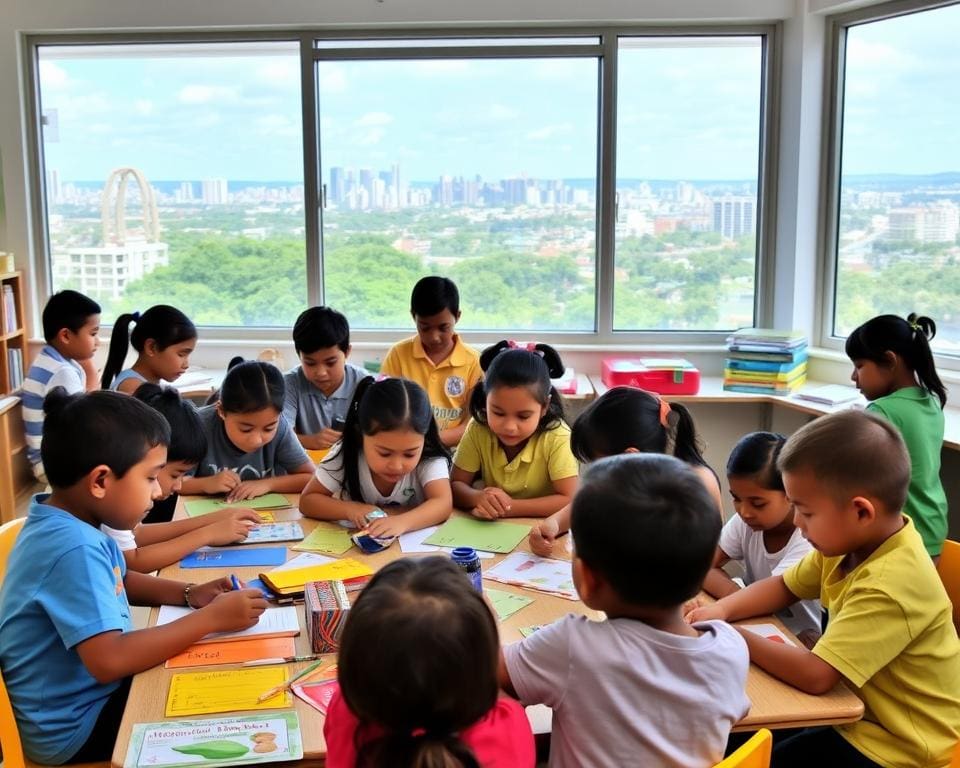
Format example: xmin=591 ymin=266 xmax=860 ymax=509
xmin=452 ymin=341 xmax=579 ymax=520
xmin=283 ymin=306 xmax=371 ymax=451
xmin=529 ymin=386 xmax=722 ymax=556
xmin=97 ymin=384 xmax=261 ymax=572
xmin=100 ymin=305 xmax=197 ymax=393
xmin=299 ymin=377 xmax=453 ymax=539
xmin=180 ymin=361 xmax=315 ymax=500
xmin=687 ymin=411 xmax=960 ymax=767
xmin=701 ymin=431 xmax=820 ymax=641
xmin=846 ymin=312 xmax=949 ymax=558
xmin=324 ymin=556 xmax=535 ymax=768
xmin=501 ymin=454 xmax=750 ymax=767
xmin=380 ymin=276 xmax=482 ymax=446
xmin=21 ymin=289 xmax=101 ymax=483
xmin=0 ymin=389 xmax=267 ymax=765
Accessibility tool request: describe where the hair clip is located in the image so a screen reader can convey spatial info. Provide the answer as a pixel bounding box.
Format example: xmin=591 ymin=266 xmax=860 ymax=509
xmin=131 ymin=310 xmax=141 ymax=322
xmin=908 ymin=321 xmax=921 ymax=332
xmin=506 ymin=340 xmax=542 ymax=355
xmin=643 ymin=389 xmax=679 ymax=429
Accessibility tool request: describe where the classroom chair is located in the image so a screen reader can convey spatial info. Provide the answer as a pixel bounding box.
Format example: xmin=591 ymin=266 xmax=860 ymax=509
xmin=951 ymin=740 xmax=960 ymax=768
xmin=936 ymin=539 xmax=960 ymax=633
xmin=0 ymin=517 xmax=25 ymax=588
xmin=713 ymin=729 xmax=772 ymax=768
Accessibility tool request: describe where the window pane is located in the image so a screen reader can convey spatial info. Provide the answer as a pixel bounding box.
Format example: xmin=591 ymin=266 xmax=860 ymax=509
xmin=38 ymin=41 xmax=305 ymax=327
xmin=317 ymin=57 xmax=598 ymax=330
xmin=833 ymin=4 xmax=960 ymax=354
xmin=614 ymin=36 xmax=762 ymax=331
xmin=315 ymin=37 xmax=600 ymax=49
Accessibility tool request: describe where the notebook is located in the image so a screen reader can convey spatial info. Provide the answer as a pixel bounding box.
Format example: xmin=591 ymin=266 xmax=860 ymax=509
xmin=156 ymin=605 xmax=300 ymax=644
xmin=259 ymin=558 xmax=373 ymax=597
xmin=180 ymin=547 xmax=289 ymax=568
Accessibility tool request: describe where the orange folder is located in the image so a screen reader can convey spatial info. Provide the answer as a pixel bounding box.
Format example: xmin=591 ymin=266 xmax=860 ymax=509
xmin=165 ymin=636 xmax=297 ymax=669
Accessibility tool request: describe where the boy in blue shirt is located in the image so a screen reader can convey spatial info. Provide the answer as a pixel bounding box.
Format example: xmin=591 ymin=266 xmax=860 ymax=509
xmin=283 ymin=306 xmax=370 ymax=451
xmin=0 ymin=388 xmax=267 ymax=764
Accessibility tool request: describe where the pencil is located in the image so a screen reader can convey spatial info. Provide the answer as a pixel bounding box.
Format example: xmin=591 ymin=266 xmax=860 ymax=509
xmin=256 ymin=658 xmax=327 ymax=702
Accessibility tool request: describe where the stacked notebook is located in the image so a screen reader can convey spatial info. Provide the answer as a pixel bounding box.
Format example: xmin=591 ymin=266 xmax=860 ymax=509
xmin=724 ymin=329 xmax=808 ymax=396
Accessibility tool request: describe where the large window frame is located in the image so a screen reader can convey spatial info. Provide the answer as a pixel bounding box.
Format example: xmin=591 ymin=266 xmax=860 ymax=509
xmin=24 ymin=25 xmax=779 ymax=346
xmin=818 ymin=0 xmax=960 ymax=365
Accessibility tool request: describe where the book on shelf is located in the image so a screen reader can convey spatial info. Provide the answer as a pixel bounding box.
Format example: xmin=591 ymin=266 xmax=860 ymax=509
xmin=7 ymin=348 xmax=23 ymax=391
xmin=726 ymin=348 xmax=808 ymax=364
xmin=726 ymin=358 xmax=807 ymax=374
xmin=2 ymin=285 xmax=16 ymax=334
xmin=726 ymin=328 xmax=807 ymax=346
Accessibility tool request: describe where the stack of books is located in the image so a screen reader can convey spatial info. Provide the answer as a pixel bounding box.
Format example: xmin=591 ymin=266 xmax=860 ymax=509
xmin=724 ymin=329 xmax=808 ymax=396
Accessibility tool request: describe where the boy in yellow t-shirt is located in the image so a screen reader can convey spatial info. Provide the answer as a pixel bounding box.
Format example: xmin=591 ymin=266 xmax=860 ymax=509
xmin=380 ymin=276 xmax=481 ymax=447
xmin=688 ymin=410 xmax=960 ymax=768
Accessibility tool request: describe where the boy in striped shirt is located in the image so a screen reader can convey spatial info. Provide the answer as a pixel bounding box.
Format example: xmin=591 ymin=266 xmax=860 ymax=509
xmin=22 ymin=290 xmax=101 ymax=482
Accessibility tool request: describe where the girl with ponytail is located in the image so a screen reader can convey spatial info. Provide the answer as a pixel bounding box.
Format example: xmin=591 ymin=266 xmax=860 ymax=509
xmin=323 ymin=557 xmax=535 ymax=768
xmin=846 ymin=312 xmax=949 ymax=557
xmin=100 ymin=305 xmax=197 ymax=392
xmin=451 ymin=340 xmax=579 ymax=520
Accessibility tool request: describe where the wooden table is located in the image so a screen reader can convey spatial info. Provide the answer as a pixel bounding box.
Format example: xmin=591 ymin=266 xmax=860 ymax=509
xmin=111 ymin=498 xmax=862 ymax=767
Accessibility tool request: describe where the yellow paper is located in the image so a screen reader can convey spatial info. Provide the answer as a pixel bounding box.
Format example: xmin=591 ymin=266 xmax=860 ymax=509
xmin=264 ymin=558 xmax=373 ymax=591
xmin=257 ymin=511 xmax=276 ymax=523
xmin=165 ymin=667 xmax=289 ymax=717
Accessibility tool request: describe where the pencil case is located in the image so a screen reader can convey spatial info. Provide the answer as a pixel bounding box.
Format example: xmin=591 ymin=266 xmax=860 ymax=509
xmin=305 ymin=580 xmax=351 ymax=653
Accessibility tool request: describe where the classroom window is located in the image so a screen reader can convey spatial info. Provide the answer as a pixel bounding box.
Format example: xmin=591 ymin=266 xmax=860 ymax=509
xmin=613 ymin=36 xmax=763 ymax=331
xmin=36 ymin=41 xmax=307 ymax=327
xmin=829 ymin=3 xmax=960 ymax=355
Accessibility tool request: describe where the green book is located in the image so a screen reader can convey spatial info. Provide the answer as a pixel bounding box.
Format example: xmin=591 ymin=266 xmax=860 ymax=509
xmin=423 ymin=516 xmax=530 ymax=553
xmin=184 ymin=493 xmax=292 ymax=517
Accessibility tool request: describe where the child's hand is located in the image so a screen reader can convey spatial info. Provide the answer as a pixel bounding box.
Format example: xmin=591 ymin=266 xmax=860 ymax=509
xmin=348 ymin=508 xmax=376 ymax=530
xmin=204 ymin=516 xmax=257 ymax=546
xmin=682 ymin=596 xmax=703 ymax=616
xmin=364 ymin=515 xmax=408 ymax=539
xmin=185 ymin=576 xmax=235 ymax=607
xmin=226 ymin=479 xmax=272 ymax=502
xmin=685 ymin=602 xmax=728 ymax=624
xmin=206 ymin=470 xmax=241 ymax=495
xmin=317 ymin=428 xmax=342 ymax=449
xmin=206 ymin=507 xmax=262 ymax=526
xmin=472 ymin=488 xmax=512 ymax=519
xmin=529 ymin=517 xmax=560 ymax=557
xmin=203 ymin=589 xmax=268 ymax=633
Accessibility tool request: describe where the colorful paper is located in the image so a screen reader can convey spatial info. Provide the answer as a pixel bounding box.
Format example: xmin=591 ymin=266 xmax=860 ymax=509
xmin=157 ymin=605 xmax=300 ymax=645
xmin=123 ymin=712 xmax=303 ymax=768
xmin=165 ymin=638 xmax=298 ymax=669
xmin=164 ymin=667 xmax=290 ymax=717
xmin=180 ymin=547 xmax=288 ymax=568
xmin=423 ymin=516 xmax=530 ymax=553
xmin=240 ymin=523 xmax=304 ymax=544
xmin=291 ymin=524 xmax=353 ymax=555
xmin=397 ymin=526 xmax=494 ymax=558
xmin=741 ymin=623 xmax=797 ymax=646
xmin=262 ymin=558 xmax=373 ymax=592
xmin=291 ymin=680 xmax=338 ymax=715
xmin=484 ymin=552 xmax=577 ymax=600
xmin=485 ymin=588 xmax=533 ymax=622
xmin=184 ymin=494 xmax=292 ymax=517
xmin=304 ymin=580 xmax=350 ymax=653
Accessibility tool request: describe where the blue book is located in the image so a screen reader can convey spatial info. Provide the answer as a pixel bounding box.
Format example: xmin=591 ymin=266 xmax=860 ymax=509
xmin=726 ymin=358 xmax=806 ymax=374
xmin=180 ymin=547 xmax=288 ymax=568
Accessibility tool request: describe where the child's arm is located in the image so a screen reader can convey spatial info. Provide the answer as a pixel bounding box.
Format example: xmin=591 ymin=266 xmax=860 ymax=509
xmin=702 ymin=547 xmax=740 ymax=598
xmin=686 ymin=574 xmax=798 ymax=624
xmin=296 ymin=429 xmax=342 ymax=451
xmin=299 ymin=475 xmax=375 ymax=529
xmin=76 ymin=573 xmax=266 ymax=683
xmin=497 ymin=649 xmax=519 ymax=699
xmin=133 ymin=507 xmax=262 ymax=545
xmin=496 ymin=476 xmax=578 ymax=519
xmin=451 ymin=465 xmax=484 ymax=509
xmin=364 ymin=478 xmax=453 ymax=538
xmin=123 ymin=514 xmax=259 ymax=573
xmin=529 ymin=504 xmax=571 ymax=557
xmin=227 ymin=460 xmax=314 ymax=501
xmin=80 ymin=357 xmax=99 ymax=391
xmin=180 ymin=470 xmax=241 ymax=496
xmin=439 ymin=420 xmax=469 ymax=448
xmin=734 ymin=627 xmax=841 ymax=694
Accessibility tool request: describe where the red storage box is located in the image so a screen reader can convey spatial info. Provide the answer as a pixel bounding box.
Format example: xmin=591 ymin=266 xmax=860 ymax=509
xmin=601 ymin=358 xmax=701 ymax=395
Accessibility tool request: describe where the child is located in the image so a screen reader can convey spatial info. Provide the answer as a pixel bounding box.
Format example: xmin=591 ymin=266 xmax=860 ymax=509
xmin=701 ymin=432 xmax=820 ymax=641
xmin=324 ymin=557 xmax=535 ymax=768
xmin=283 ymin=306 xmax=370 ymax=451
xmin=0 ymin=389 xmax=266 ymax=765
xmin=97 ymin=383 xmax=262 ymax=572
xmin=179 ymin=361 xmax=314 ymax=500
xmin=380 ymin=276 xmax=482 ymax=447
xmin=501 ymin=454 xmax=750 ymax=767
xmin=299 ymin=377 xmax=453 ymax=538
xmin=452 ymin=341 xmax=578 ymax=520
xmin=846 ymin=312 xmax=949 ymax=558
xmin=687 ymin=411 xmax=960 ymax=767
xmin=529 ymin=386 xmax=721 ymax=555
xmin=21 ymin=289 xmax=101 ymax=483
xmin=100 ymin=305 xmax=197 ymax=393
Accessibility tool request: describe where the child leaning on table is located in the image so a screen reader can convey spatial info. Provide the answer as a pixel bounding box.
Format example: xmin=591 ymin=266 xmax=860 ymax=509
xmin=500 ymin=453 xmax=750 ymax=768
xmin=687 ymin=410 xmax=960 ymax=768
xmin=0 ymin=389 xmax=267 ymax=765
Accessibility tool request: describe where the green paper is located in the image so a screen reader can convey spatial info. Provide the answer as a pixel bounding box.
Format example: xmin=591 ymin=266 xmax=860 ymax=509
xmin=184 ymin=493 xmax=292 ymax=517
xmin=519 ymin=624 xmax=546 ymax=638
xmin=486 ymin=588 xmax=533 ymax=622
xmin=291 ymin=524 xmax=353 ymax=555
xmin=423 ymin=516 xmax=529 ymax=553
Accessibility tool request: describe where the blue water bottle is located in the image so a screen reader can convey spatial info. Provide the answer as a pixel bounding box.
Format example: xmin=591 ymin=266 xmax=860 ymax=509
xmin=451 ymin=547 xmax=483 ymax=593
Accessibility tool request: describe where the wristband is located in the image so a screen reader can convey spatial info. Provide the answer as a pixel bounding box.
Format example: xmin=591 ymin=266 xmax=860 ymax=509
xmin=184 ymin=583 xmax=197 ymax=608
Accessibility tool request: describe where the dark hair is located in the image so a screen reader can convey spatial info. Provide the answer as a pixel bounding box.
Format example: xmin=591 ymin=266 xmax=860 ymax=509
xmin=469 ymin=341 xmax=565 ymax=432
xmin=572 ymin=454 xmax=720 ymax=606
xmin=293 ymin=306 xmax=350 ymax=355
xmin=339 ymin=557 xmax=497 ymax=768
xmin=726 ymin=431 xmax=786 ymax=492
xmin=101 ymin=305 xmax=197 ymax=389
xmin=778 ymin=410 xmax=910 ymax=514
xmin=571 ymin=386 xmax=708 ymax=467
xmin=134 ymin=383 xmax=207 ymax=465
xmin=410 ymin=276 xmax=460 ymax=317
xmin=334 ymin=377 xmax=450 ymax=503
xmin=41 ymin=387 xmax=170 ymax=488
xmin=845 ymin=313 xmax=946 ymax=408
xmin=218 ymin=360 xmax=285 ymax=415
xmin=42 ymin=290 xmax=101 ymax=344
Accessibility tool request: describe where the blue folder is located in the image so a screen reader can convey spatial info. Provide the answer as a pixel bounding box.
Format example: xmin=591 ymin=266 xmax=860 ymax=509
xmin=180 ymin=547 xmax=288 ymax=568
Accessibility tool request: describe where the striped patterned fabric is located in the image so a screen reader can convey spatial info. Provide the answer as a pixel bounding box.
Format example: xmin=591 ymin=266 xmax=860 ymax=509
xmin=20 ymin=345 xmax=85 ymax=470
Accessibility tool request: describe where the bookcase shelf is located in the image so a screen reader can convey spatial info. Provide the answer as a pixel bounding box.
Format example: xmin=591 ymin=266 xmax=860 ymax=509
xmin=0 ymin=271 xmax=26 ymax=397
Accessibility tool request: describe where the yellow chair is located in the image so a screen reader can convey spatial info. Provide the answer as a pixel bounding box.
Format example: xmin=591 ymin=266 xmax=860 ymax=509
xmin=951 ymin=741 xmax=960 ymax=768
xmin=0 ymin=516 xmax=27 ymax=768
xmin=937 ymin=539 xmax=960 ymax=632
xmin=714 ymin=729 xmax=773 ymax=768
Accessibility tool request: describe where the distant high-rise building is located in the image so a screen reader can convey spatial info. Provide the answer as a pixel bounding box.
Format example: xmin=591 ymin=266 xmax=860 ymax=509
xmin=47 ymin=168 xmax=62 ymax=204
xmin=886 ymin=208 xmax=923 ymax=241
xmin=202 ymin=179 xmax=228 ymax=205
xmin=178 ymin=181 xmax=194 ymax=201
xmin=922 ymin=202 xmax=959 ymax=243
xmin=713 ymin=195 xmax=755 ymax=239
xmin=330 ymin=166 xmax=345 ymax=204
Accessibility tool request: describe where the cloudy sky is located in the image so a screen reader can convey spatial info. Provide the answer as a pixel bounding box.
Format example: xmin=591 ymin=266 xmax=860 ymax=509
xmin=36 ymin=4 xmax=959 ymax=185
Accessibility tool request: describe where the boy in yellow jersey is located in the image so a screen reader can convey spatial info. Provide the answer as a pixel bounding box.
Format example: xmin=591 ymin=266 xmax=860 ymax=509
xmin=688 ymin=410 xmax=960 ymax=768
xmin=380 ymin=276 xmax=481 ymax=447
